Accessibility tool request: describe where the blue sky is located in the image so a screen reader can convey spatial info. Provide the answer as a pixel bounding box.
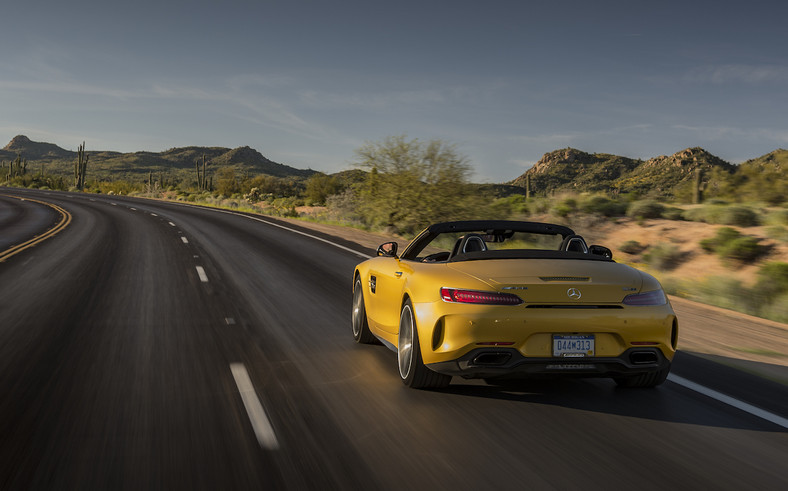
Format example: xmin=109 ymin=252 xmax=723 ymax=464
xmin=1 ymin=0 xmax=786 ymax=182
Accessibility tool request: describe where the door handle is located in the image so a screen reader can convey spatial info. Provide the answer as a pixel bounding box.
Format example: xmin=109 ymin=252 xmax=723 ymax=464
xmin=395 ymin=272 xmax=403 ymax=278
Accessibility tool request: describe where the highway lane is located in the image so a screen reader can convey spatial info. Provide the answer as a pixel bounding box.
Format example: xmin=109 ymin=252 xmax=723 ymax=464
xmin=1 ymin=188 xmax=786 ymax=490
xmin=0 ymin=194 xmax=63 ymax=252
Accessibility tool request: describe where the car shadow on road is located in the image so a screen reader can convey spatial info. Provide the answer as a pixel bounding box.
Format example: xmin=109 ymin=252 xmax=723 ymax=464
xmin=434 ymin=351 xmax=787 ymax=433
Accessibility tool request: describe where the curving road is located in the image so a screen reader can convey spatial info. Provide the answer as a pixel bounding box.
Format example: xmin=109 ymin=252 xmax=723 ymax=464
xmin=1 ymin=188 xmax=786 ymax=490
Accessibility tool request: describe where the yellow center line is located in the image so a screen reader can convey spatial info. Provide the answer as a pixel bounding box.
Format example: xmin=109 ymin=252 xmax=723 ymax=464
xmin=0 ymin=194 xmax=72 ymax=262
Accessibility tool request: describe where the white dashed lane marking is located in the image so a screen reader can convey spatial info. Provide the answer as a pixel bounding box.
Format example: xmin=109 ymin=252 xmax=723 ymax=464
xmin=168 ymin=221 xmax=176 ymax=227
xmin=230 ymin=363 xmax=279 ymax=450
xmin=181 ymin=237 xmax=189 ymax=244
xmin=195 ymin=266 xmax=209 ymax=283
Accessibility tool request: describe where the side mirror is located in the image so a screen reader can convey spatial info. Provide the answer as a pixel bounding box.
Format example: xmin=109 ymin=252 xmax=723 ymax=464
xmin=376 ymin=241 xmax=398 ymax=257
xmin=589 ymin=245 xmax=613 ymax=259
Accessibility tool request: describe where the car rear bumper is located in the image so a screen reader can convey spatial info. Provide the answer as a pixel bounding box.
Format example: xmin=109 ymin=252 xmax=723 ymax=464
xmin=426 ymin=346 xmax=670 ymax=380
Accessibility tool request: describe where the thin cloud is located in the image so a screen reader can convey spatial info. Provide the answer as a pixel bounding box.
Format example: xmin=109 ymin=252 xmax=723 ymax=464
xmin=685 ymin=64 xmax=788 ymax=84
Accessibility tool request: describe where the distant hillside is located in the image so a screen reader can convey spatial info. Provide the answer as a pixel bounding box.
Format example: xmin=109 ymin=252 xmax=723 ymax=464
xmin=510 ymin=147 xmax=737 ymax=196
xmin=0 ymin=135 xmax=315 ymax=180
xmin=2 ymin=135 xmax=74 ymax=160
xmin=510 ymin=148 xmax=642 ymax=193
xmin=738 ymin=148 xmax=787 ymax=173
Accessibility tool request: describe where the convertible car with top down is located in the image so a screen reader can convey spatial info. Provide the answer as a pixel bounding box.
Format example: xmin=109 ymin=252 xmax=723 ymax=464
xmin=352 ymin=220 xmax=678 ymax=389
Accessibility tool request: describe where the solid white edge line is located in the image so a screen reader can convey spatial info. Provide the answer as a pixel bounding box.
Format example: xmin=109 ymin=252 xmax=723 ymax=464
xmin=230 ymin=363 xmax=279 ymax=450
xmin=668 ymin=374 xmax=788 ymax=429
xmin=164 ymin=201 xmax=370 ymax=259
xmin=195 ymin=266 xmax=209 ymax=282
xmin=230 ymin=211 xmax=371 ymax=259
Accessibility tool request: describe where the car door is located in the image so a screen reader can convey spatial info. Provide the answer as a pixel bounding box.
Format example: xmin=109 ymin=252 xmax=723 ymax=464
xmin=365 ymin=257 xmax=412 ymax=334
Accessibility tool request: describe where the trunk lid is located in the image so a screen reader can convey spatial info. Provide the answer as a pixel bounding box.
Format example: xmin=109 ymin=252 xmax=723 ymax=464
xmin=447 ymin=259 xmax=642 ymax=304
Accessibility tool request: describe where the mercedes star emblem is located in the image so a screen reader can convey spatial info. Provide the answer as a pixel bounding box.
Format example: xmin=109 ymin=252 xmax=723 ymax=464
xmin=567 ymin=288 xmax=582 ymax=300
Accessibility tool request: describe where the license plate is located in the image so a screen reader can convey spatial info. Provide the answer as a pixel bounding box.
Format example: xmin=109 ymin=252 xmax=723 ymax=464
xmin=553 ymin=334 xmax=594 ymax=357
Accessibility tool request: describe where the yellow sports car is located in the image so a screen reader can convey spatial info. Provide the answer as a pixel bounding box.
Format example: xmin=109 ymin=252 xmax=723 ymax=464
xmin=352 ymin=220 xmax=678 ymax=389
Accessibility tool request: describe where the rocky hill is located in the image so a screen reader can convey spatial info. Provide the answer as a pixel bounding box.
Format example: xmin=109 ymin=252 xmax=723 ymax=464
xmin=510 ymin=147 xmax=737 ymax=197
xmin=0 ymin=135 xmax=314 ymax=179
xmin=1 ymin=135 xmax=74 ymax=160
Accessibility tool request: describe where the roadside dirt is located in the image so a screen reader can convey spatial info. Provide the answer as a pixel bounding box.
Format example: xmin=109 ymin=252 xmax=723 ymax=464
xmin=273 ymin=214 xmax=788 ymax=384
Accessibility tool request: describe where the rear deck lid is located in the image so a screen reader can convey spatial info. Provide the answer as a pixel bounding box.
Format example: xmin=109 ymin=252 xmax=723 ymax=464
xmin=447 ymin=258 xmax=642 ymax=304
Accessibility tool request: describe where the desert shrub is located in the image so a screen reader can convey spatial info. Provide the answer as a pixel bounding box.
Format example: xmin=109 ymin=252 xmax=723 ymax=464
xmin=716 ymin=236 xmax=769 ymax=263
xmin=717 ymin=206 xmax=760 ymax=227
xmin=490 ymin=195 xmax=529 ymax=217
xmin=682 ymin=207 xmax=707 ymax=222
xmin=700 ymin=227 xmax=741 ymax=253
xmin=552 ymin=197 xmax=578 ymax=217
xmin=766 ymin=225 xmax=788 ymax=242
xmin=642 ymin=243 xmax=684 ymax=270
xmin=700 ymin=227 xmax=769 ymax=263
xmin=765 ymin=209 xmax=788 ymax=226
xmin=620 ymin=240 xmax=646 ymax=255
xmin=661 ymin=207 xmax=685 ymax=221
xmin=581 ymin=196 xmax=628 ymax=217
xmin=760 ymin=293 xmax=788 ymax=323
xmin=755 ymin=262 xmax=788 ymax=299
xmin=627 ymin=200 xmax=665 ymax=220
xmin=682 ymin=204 xmax=760 ymax=226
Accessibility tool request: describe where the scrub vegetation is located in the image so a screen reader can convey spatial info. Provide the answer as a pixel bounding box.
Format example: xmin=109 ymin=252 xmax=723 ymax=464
xmin=2 ymin=135 xmax=787 ymax=321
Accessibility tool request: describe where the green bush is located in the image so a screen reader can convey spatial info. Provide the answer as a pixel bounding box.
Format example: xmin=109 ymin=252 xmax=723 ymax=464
xmin=700 ymin=227 xmax=741 ymax=253
xmin=755 ymin=262 xmax=788 ymax=299
xmin=552 ymin=197 xmax=578 ymax=217
xmin=620 ymin=240 xmax=646 ymax=255
xmin=766 ymin=225 xmax=788 ymax=243
xmin=682 ymin=204 xmax=760 ymax=226
xmin=700 ymin=227 xmax=769 ymax=263
xmin=716 ymin=236 xmax=769 ymax=263
xmin=717 ymin=206 xmax=760 ymax=227
xmin=627 ymin=200 xmax=665 ymax=220
xmin=765 ymin=209 xmax=788 ymax=226
xmin=662 ymin=207 xmax=685 ymax=220
xmin=642 ymin=243 xmax=684 ymax=270
xmin=760 ymin=293 xmax=788 ymax=323
xmin=581 ymin=196 xmax=629 ymax=217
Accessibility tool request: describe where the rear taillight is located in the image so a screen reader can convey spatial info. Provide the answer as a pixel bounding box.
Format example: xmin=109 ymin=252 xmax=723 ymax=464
xmin=440 ymin=288 xmax=523 ymax=305
xmin=623 ymin=289 xmax=666 ymax=306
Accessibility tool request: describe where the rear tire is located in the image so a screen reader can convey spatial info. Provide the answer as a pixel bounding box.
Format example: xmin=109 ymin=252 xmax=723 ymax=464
xmin=614 ymin=367 xmax=670 ymax=388
xmin=398 ymin=299 xmax=451 ymax=389
xmin=352 ymin=277 xmax=375 ymax=344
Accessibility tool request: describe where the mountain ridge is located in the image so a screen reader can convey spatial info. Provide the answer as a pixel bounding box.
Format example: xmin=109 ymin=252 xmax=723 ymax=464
xmin=1 ymin=135 xmax=314 ymax=179
xmin=509 ymin=146 xmax=745 ymax=196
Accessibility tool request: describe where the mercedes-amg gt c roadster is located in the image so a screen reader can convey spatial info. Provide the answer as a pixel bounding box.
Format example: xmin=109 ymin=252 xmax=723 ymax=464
xmin=352 ymin=220 xmax=678 ymax=389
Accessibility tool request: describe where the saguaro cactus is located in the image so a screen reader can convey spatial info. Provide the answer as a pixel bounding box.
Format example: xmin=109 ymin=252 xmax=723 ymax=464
xmin=195 ymin=154 xmax=209 ymax=190
xmin=693 ymin=168 xmax=704 ymax=204
xmin=525 ymin=174 xmax=531 ymax=200
xmin=74 ymin=142 xmax=89 ymax=190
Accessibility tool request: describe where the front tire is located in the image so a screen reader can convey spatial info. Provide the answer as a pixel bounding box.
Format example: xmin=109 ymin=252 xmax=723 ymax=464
xmin=398 ymin=299 xmax=451 ymax=389
xmin=352 ymin=277 xmax=375 ymax=344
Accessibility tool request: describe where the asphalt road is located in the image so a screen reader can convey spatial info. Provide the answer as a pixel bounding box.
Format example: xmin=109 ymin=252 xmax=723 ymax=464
xmin=1 ymin=188 xmax=786 ymax=490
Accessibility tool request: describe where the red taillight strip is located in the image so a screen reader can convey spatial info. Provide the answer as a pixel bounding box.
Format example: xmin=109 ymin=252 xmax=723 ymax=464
xmin=440 ymin=288 xmax=523 ymax=305
xmin=622 ymin=290 xmax=667 ymax=306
